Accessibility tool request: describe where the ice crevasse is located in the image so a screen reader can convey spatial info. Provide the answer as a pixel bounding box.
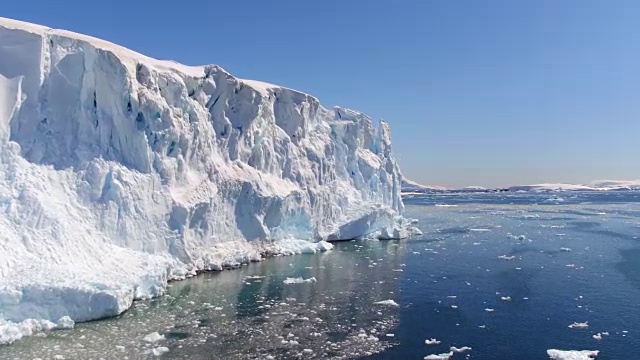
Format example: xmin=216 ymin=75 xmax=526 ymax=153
xmin=0 ymin=17 xmax=416 ymax=344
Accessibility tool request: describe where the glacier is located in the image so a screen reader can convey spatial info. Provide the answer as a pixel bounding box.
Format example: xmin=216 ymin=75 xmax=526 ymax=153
xmin=0 ymin=17 xmax=410 ymax=344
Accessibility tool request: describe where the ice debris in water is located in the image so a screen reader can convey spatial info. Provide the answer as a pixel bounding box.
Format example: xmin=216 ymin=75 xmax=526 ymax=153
xmin=547 ymin=349 xmax=599 ymax=360
xmin=143 ymin=332 xmax=166 ymax=343
xmin=283 ymin=277 xmax=317 ymax=284
xmin=568 ymin=322 xmax=589 ymax=329
xmin=560 ymin=247 xmax=572 ymax=252
xmin=592 ymin=332 xmax=609 ymax=341
xmin=424 ymin=346 xmax=471 ymax=360
xmin=500 ymin=296 xmax=512 ymax=301
xmin=498 ymin=255 xmax=516 ymax=260
xmin=151 ymin=347 xmax=170 ymax=356
xmin=507 ymin=233 xmax=527 ymax=241
xmin=56 ymin=316 xmax=75 ymax=330
xmin=374 ymin=300 xmax=399 ymax=307
xmin=424 ymin=352 xmax=454 ymax=360
xmin=425 ymin=338 xmax=441 ymax=345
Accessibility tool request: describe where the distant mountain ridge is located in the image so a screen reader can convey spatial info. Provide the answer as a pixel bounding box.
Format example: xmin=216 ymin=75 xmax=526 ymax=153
xmin=402 ymin=178 xmax=640 ymax=193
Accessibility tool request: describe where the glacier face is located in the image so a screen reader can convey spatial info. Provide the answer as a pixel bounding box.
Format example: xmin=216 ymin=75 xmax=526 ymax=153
xmin=0 ymin=17 xmax=406 ymax=343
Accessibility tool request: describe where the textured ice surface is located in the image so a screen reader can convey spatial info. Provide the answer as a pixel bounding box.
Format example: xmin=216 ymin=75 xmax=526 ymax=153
xmin=0 ymin=17 xmax=407 ymax=343
xmin=547 ymin=349 xmax=599 ymax=360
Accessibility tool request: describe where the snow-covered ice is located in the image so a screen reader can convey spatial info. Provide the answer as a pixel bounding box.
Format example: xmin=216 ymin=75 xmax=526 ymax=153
xmin=143 ymin=332 xmax=165 ymax=343
xmin=547 ymin=349 xmax=599 ymax=359
xmin=283 ymin=277 xmax=317 ymax=284
xmin=568 ymin=322 xmax=589 ymax=329
xmin=374 ymin=300 xmax=399 ymax=307
xmin=424 ymin=338 xmax=441 ymax=345
xmin=0 ymin=17 xmax=411 ymax=344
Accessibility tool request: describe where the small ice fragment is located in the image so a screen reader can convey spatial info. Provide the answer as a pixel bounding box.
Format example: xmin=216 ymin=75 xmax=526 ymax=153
xmin=568 ymin=322 xmax=589 ymax=329
xmin=601 ymin=332 xmax=609 ymax=336
xmin=214 ymin=307 xmax=223 ymax=311
xmin=566 ymin=264 xmax=576 ymax=268
xmin=374 ymin=300 xmax=399 ymax=307
xmin=54 ymin=356 xmax=64 ymax=360
xmin=479 ymin=325 xmax=486 ymax=329
xmin=451 ymin=305 xmax=458 ymax=309
xmin=116 ymin=345 xmax=125 ymax=351
xmin=303 ymin=349 xmax=313 ymax=354
xmin=485 ymin=308 xmax=495 ymax=312
xmin=151 ymin=347 xmax=169 ymax=356
xmin=56 ymin=316 xmax=75 ymax=330
xmin=498 ymin=255 xmax=516 ymax=260
xmin=283 ymin=277 xmax=317 ymax=284
xmin=451 ymin=346 xmax=472 ymax=353
xmin=143 ymin=332 xmax=165 ymax=343
xmin=447 ymin=295 xmax=457 ymax=299
xmin=424 ymin=352 xmax=453 ymax=360
xmin=560 ymin=247 xmax=572 ymax=252
xmin=501 ymin=296 xmax=512 ymax=301
xmin=592 ymin=333 xmax=602 ymax=341
xmin=425 ymin=338 xmax=441 ymax=345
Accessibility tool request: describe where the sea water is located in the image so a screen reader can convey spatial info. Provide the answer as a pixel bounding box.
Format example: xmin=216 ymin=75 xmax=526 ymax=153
xmin=2 ymin=191 xmax=640 ymax=359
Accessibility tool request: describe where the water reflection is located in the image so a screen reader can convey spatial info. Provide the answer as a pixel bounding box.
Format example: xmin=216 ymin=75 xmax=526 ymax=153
xmin=2 ymin=241 xmax=408 ymax=360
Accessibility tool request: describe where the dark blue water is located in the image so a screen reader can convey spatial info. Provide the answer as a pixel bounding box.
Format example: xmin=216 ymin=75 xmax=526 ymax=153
xmin=372 ymin=191 xmax=640 ymax=359
xmin=3 ymin=191 xmax=639 ymax=359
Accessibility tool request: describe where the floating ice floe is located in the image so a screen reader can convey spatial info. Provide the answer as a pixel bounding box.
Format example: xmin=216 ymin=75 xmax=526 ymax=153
xmin=498 ymin=255 xmax=516 ymax=260
xmin=425 ymin=338 xmax=441 ymax=345
xmin=424 ymin=352 xmax=453 ymax=360
xmin=560 ymin=248 xmax=572 ymax=252
xmin=568 ymin=322 xmax=589 ymax=329
xmin=283 ymin=277 xmax=317 ymax=284
xmin=507 ymin=233 xmax=527 ymax=241
xmin=143 ymin=332 xmax=165 ymax=343
xmin=451 ymin=346 xmax=472 ymax=353
xmin=151 ymin=347 xmax=169 ymax=356
xmin=374 ymin=300 xmax=399 ymax=307
xmin=485 ymin=308 xmax=495 ymax=312
xmin=547 ymin=349 xmax=599 ymax=359
xmin=592 ymin=332 xmax=609 ymax=341
xmin=500 ymin=296 xmax=512 ymax=301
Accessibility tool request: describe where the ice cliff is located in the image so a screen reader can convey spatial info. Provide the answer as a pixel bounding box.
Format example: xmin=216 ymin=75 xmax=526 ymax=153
xmin=0 ymin=18 xmax=407 ymax=344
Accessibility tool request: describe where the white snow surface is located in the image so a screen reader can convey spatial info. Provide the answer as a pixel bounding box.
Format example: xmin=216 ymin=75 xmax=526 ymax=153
xmin=0 ymin=17 xmax=407 ymax=344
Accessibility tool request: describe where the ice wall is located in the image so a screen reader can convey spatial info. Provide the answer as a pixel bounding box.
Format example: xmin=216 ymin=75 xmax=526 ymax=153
xmin=0 ymin=17 xmax=406 ymax=343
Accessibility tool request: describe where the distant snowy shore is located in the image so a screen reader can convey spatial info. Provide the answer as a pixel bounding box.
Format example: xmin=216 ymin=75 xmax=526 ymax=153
xmin=402 ymin=178 xmax=640 ymax=194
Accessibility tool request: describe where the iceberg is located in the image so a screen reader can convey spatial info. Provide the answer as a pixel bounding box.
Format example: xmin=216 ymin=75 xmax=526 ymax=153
xmin=0 ymin=17 xmax=408 ymax=344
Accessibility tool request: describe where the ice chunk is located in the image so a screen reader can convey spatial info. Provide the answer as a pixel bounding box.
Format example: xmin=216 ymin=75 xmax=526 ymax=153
xmin=151 ymin=347 xmax=170 ymax=356
xmin=498 ymin=255 xmax=516 ymax=260
xmin=547 ymin=349 xmax=599 ymax=359
xmin=143 ymin=332 xmax=166 ymax=343
xmin=56 ymin=316 xmax=74 ymax=330
xmin=425 ymin=338 xmax=441 ymax=345
xmin=424 ymin=352 xmax=453 ymax=360
xmin=568 ymin=322 xmax=589 ymax=329
xmin=283 ymin=277 xmax=317 ymax=284
xmin=374 ymin=300 xmax=399 ymax=307
xmin=451 ymin=346 xmax=472 ymax=353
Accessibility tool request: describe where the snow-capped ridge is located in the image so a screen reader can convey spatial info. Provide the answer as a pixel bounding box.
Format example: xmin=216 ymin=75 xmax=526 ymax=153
xmin=0 ymin=16 xmax=408 ymax=344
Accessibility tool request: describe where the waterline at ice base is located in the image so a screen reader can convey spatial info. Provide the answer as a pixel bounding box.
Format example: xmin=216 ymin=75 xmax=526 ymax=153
xmin=0 ymin=17 xmax=418 ymax=345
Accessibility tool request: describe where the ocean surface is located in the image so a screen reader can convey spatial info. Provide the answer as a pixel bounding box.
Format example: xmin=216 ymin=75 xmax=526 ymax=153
xmin=3 ymin=191 xmax=640 ymax=359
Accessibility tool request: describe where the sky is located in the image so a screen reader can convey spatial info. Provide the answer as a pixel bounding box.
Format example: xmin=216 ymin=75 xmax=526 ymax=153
xmin=2 ymin=0 xmax=640 ymax=187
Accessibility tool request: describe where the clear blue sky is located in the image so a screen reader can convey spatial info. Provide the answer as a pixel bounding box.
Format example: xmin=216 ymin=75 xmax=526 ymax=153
xmin=3 ymin=0 xmax=640 ymax=187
